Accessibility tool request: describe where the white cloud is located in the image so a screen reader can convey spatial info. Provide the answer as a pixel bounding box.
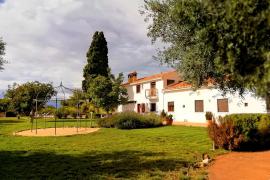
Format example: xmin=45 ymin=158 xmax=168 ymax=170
xmin=0 ymin=0 xmax=171 ymax=94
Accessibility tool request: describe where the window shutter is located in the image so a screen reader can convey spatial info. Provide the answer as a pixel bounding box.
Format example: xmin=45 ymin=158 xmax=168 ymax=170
xmin=142 ymin=103 xmax=145 ymax=113
xmin=195 ymin=100 xmax=204 ymax=112
xmin=217 ymin=99 xmax=229 ymax=112
xmin=168 ymin=102 xmax=174 ymax=112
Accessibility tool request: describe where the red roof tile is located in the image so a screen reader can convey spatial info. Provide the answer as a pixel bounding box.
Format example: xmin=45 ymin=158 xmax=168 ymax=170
xmin=124 ymin=70 xmax=177 ymax=85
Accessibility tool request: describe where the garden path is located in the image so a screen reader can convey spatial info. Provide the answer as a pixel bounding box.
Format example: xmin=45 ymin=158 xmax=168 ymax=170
xmin=208 ymin=150 xmax=270 ymax=180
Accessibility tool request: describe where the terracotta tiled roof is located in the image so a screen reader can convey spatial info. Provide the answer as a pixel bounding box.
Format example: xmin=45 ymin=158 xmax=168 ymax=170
xmin=165 ymin=81 xmax=192 ymax=90
xmin=165 ymin=78 xmax=215 ymax=91
xmin=124 ymin=70 xmax=177 ymax=85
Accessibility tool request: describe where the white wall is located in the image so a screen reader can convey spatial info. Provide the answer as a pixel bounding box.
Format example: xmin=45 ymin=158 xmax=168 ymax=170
xmin=118 ymin=80 xmax=267 ymax=124
xmin=119 ymin=79 xmax=164 ymax=113
xmin=164 ymin=88 xmax=267 ymax=123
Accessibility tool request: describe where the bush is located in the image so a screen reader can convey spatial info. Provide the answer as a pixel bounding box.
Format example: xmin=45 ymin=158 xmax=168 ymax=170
xmin=55 ymin=107 xmax=69 ymax=119
xmin=208 ymin=114 xmax=270 ymax=150
xmin=205 ymin=112 xmax=213 ymax=120
xmin=97 ymin=116 xmax=116 ymax=128
xmin=97 ymin=112 xmax=163 ymax=129
xmin=6 ymin=111 xmax=17 ymax=117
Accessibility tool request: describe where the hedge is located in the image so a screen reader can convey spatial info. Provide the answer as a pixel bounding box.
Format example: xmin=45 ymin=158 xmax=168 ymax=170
xmin=97 ymin=111 xmax=163 ymax=129
xmin=208 ymin=113 xmax=270 ymax=151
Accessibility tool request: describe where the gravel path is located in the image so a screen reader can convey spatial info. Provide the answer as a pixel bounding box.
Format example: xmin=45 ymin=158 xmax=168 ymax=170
xmin=208 ymin=151 xmax=270 ymax=180
xmin=15 ymin=127 xmax=100 ymax=137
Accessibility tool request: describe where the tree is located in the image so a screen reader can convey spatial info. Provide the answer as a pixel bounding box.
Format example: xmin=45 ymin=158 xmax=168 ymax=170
xmin=87 ymin=73 xmax=128 ymax=113
xmin=5 ymin=81 xmax=55 ymax=116
xmin=64 ymin=89 xmax=86 ymax=107
xmin=82 ymin=31 xmax=109 ymax=92
xmin=0 ymin=98 xmax=10 ymax=112
xmin=0 ymin=37 xmax=6 ymax=70
xmin=142 ymin=0 xmax=270 ymax=110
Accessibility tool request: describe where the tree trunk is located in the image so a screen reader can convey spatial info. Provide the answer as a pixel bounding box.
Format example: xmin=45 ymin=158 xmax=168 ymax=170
xmin=266 ymin=94 xmax=270 ymax=114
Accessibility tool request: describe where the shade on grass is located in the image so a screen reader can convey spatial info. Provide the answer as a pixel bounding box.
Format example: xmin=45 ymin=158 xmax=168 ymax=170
xmin=0 ymin=117 xmax=225 ymax=179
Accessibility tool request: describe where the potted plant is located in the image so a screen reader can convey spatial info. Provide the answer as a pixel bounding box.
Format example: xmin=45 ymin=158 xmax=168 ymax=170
xmin=160 ymin=110 xmax=166 ymax=124
xmin=166 ymin=114 xmax=173 ymax=125
xmin=205 ymin=111 xmax=213 ymax=125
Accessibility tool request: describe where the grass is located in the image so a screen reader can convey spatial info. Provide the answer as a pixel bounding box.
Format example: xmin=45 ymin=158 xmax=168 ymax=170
xmin=0 ymin=117 xmax=225 ymax=179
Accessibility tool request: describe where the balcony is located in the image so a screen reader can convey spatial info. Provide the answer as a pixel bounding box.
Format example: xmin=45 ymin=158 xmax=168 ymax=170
xmin=145 ymin=88 xmax=158 ymax=99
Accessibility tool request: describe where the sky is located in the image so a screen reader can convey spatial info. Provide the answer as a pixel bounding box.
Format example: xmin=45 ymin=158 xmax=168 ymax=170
xmin=0 ymin=0 xmax=171 ymax=96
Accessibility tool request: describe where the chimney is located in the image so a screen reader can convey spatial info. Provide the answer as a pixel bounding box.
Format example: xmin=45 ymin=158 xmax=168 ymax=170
xmin=128 ymin=71 xmax=137 ymax=83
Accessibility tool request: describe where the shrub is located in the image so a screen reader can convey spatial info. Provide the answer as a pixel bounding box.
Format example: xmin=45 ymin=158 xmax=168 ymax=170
xmin=160 ymin=110 xmax=167 ymax=118
xmin=97 ymin=116 xmax=116 ymax=128
xmin=55 ymin=107 xmax=69 ymax=119
xmin=66 ymin=107 xmax=77 ymax=118
xmin=205 ymin=112 xmax=213 ymax=120
xmin=97 ymin=112 xmax=163 ymax=129
xmin=6 ymin=111 xmax=17 ymax=117
xmin=208 ymin=114 xmax=270 ymax=150
xmin=208 ymin=117 xmax=245 ymax=150
xmin=40 ymin=106 xmax=56 ymax=115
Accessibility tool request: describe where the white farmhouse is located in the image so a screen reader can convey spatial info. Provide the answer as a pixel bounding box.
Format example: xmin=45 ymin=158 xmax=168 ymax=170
xmin=117 ymin=71 xmax=268 ymax=124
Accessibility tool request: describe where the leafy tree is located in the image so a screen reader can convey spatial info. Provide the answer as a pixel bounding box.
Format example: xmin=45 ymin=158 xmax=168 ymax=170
xmin=5 ymin=81 xmax=55 ymax=116
xmin=63 ymin=89 xmax=86 ymax=107
xmin=142 ymin=0 xmax=270 ymax=110
xmin=0 ymin=37 xmax=6 ymax=70
xmin=0 ymin=98 xmax=10 ymax=112
xmin=87 ymin=73 xmax=128 ymax=113
xmin=82 ymin=31 xmax=109 ymax=92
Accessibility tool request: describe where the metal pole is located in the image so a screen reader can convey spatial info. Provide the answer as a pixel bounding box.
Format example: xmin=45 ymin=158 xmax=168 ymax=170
xmin=77 ymin=103 xmax=79 ymax=133
xmin=44 ymin=117 xmax=46 ymax=129
xmin=55 ymin=96 xmax=57 ymax=135
xmin=63 ymin=113 xmax=64 ymax=129
xmin=85 ymin=116 xmax=87 ymax=129
xmin=31 ymin=118 xmax=33 ymax=132
xmin=35 ymin=99 xmax=38 ymax=134
xmin=90 ymin=112 xmax=93 ymax=128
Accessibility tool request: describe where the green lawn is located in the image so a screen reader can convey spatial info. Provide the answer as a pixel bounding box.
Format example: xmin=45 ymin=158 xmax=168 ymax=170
xmin=0 ymin=117 xmax=224 ymax=179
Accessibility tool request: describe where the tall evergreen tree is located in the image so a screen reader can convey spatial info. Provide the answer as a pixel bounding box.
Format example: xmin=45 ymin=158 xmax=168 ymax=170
xmin=0 ymin=37 xmax=6 ymax=70
xmin=82 ymin=31 xmax=109 ymax=91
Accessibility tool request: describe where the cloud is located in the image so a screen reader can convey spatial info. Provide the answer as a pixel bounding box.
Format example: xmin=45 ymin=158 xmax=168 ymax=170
xmin=0 ymin=0 xmax=171 ymax=94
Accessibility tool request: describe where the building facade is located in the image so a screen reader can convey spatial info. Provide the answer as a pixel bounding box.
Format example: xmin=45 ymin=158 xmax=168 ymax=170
xmin=118 ymin=71 xmax=267 ymax=123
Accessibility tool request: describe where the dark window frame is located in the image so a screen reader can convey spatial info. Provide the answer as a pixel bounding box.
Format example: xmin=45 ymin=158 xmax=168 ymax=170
xmin=150 ymin=103 xmax=156 ymax=112
xmin=217 ymin=98 xmax=229 ymax=112
xmin=195 ymin=100 xmax=204 ymax=112
xmin=142 ymin=103 xmax=145 ymax=113
xmin=168 ymin=101 xmax=174 ymax=112
xmin=167 ymin=79 xmax=175 ymax=86
xmin=137 ymin=104 xmax=141 ymax=113
xmin=136 ymin=85 xmax=140 ymax=93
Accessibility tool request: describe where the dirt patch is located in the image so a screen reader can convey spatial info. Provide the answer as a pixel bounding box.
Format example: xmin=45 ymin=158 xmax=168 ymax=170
xmin=208 ymin=151 xmax=270 ymax=180
xmin=15 ymin=127 xmax=100 ymax=137
xmin=173 ymin=122 xmax=207 ymax=127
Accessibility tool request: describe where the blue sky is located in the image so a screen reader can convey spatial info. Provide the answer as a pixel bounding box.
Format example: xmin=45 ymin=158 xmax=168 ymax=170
xmin=0 ymin=0 xmax=171 ymax=95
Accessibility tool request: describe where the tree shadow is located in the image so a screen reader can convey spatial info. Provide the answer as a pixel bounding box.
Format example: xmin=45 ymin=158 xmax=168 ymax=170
xmin=0 ymin=150 xmax=190 ymax=179
xmin=0 ymin=120 xmax=23 ymax=125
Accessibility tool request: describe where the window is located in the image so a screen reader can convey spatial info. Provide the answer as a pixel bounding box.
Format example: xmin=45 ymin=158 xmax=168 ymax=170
xmin=137 ymin=104 xmax=141 ymax=113
xmin=136 ymin=85 xmax=140 ymax=93
xmin=151 ymin=81 xmax=156 ymax=89
xmin=195 ymin=100 xmax=204 ymax=112
xmin=244 ymin=103 xmax=248 ymax=107
xmin=142 ymin=103 xmax=145 ymax=113
xmin=150 ymin=103 xmax=156 ymax=112
xmin=168 ymin=102 xmax=174 ymax=112
xmin=217 ymin=98 xmax=229 ymax=112
xmin=167 ymin=79 xmax=175 ymax=86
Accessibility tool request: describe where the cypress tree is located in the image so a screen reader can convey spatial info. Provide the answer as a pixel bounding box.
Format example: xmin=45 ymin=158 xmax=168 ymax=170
xmin=82 ymin=31 xmax=109 ymax=91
